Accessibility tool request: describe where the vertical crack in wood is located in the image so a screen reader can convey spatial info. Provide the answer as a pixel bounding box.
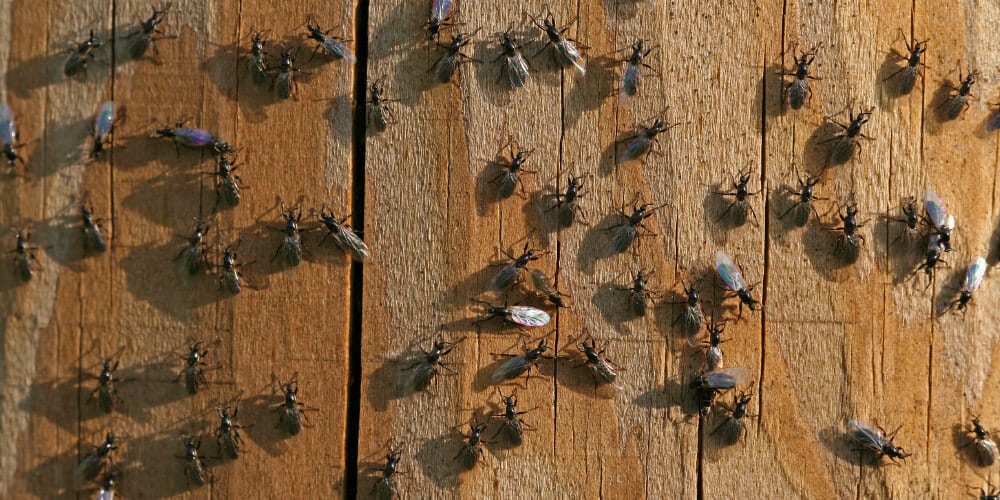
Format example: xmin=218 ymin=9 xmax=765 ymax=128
xmin=757 ymin=45 xmax=768 ymax=429
xmin=344 ymin=0 xmax=370 ymax=497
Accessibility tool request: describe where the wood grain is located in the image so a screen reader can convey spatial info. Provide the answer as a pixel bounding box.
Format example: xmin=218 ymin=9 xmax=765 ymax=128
xmin=4 ymin=0 xmax=1000 ymax=498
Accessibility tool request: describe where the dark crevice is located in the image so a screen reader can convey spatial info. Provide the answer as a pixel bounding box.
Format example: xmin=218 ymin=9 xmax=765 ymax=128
xmin=344 ymin=0 xmax=370 ymax=497
xmin=757 ymin=46 xmax=768 ymax=429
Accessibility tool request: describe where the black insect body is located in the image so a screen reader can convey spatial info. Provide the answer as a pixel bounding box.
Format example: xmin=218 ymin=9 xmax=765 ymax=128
xmin=274 ymin=373 xmax=317 ymax=436
xmin=884 ymin=36 xmax=927 ymax=95
xmin=89 ymin=356 xmax=121 ymax=414
xmin=176 ymin=218 xmax=210 ymax=276
xmin=80 ymin=204 xmax=108 ymax=254
xmin=371 ymin=448 xmax=402 ymax=499
xmin=575 ymin=337 xmax=619 ymax=388
xmin=979 ymin=486 xmax=1000 ymax=500
xmin=618 ymin=269 xmax=657 ymax=317
xmin=493 ymin=27 xmax=531 ymax=91
xmin=529 ymin=269 xmax=567 ymax=308
xmin=616 ymin=118 xmax=678 ymax=164
xmin=126 ymin=2 xmax=173 ymax=60
xmin=491 ymin=339 xmax=554 ymax=384
xmin=304 ymin=18 xmax=355 ymax=63
xmin=699 ymin=321 xmax=727 ymax=372
xmin=963 ymin=417 xmax=999 ymax=467
xmin=367 ymin=79 xmax=397 ymax=132
xmin=96 ymin=469 xmax=119 ymax=500
xmin=489 ymin=145 xmax=536 ymax=200
xmin=619 ymin=39 xmax=656 ymax=99
xmin=822 ymin=108 xmax=873 ymax=166
xmin=272 ymin=206 xmax=304 ymax=267
xmin=433 ymin=30 xmax=479 ymax=83
xmin=912 ymin=234 xmax=947 ymax=287
xmin=74 ymin=432 xmax=119 ymax=489
xmin=454 ymin=421 xmax=488 ymax=469
xmin=530 ymin=10 xmax=586 ymax=75
xmin=403 ymin=336 xmax=466 ymax=392
xmin=212 ymin=153 xmax=243 ymax=208
xmin=314 ymin=207 xmax=370 ymax=262
xmin=215 ymin=403 xmax=246 ymax=459
xmin=714 ymin=170 xmax=760 ymax=225
xmin=178 ymin=339 xmax=219 ymax=395
xmin=781 ymin=45 xmax=819 ymax=109
xmin=245 ymin=28 xmax=270 ymax=86
xmin=64 ymin=30 xmax=103 ymax=77
xmin=11 ymin=231 xmax=39 ymax=282
xmin=887 ymin=196 xmax=920 ymax=246
xmin=424 ymin=0 xmax=457 ymax=41
xmin=670 ymin=280 xmax=705 ymax=337
xmin=1 ymin=103 xmax=27 ymax=171
xmin=545 ymin=175 xmax=589 ymax=227
xmin=690 ymin=367 xmax=750 ymax=417
xmin=273 ymin=47 xmax=306 ymax=100
xmin=491 ymin=242 xmax=545 ymax=291
xmin=940 ymin=69 xmax=977 ymax=121
xmin=946 ymin=257 xmax=987 ymax=315
xmin=714 ymin=252 xmax=760 ymax=318
xmin=491 ymin=389 xmax=534 ymax=446
xmin=778 ymin=175 xmax=823 ymax=227
xmin=604 ymin=200 xmax=664 ymax=254
xmin=218 ymin=244 xmax=249 ymax=294
xmin=847 ymin=419 xmax=911 ymax=464
xmin=828 ymin=202 xmax=867 ymax=262
xmin=712 ymin=391 xmax=754 ymax=444
xmin=179 ymin=436 xmax=211 ymax=486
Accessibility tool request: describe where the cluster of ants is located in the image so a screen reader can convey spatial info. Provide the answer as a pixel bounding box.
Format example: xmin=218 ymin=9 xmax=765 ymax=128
xmin=73 ymin=339 xmax=319 ymax=494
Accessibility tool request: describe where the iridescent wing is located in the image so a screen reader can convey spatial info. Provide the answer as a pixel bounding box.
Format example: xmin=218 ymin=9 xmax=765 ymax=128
xmin=0 ymin=103 xmax=16 ymax=144
xmin=491 ymin=355 xmax=531 ymax=383
xmin=94 ymin=101 xmax=115 ymax=138
xmin=508 ymin=306 xmax=550 ymax=327
xmin=964 ymin=256 xmax=987 ymax=293
xmin=700 ymin=366 xmax=749 ymax=389
xmin=715 ymin=251 xmax=747 ymax=292
xmin=922 ymin=189 xmax=949 ymax=230
xmin=334 ymin=227 xmax=371 ymax=262
xmin=847 ymin=418 xmax=885 ymax=452
xmin=432 ymin=0 xmax=455 ymax=20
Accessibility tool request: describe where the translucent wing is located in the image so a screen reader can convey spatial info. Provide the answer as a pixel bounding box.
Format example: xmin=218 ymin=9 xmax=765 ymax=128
xmin=96 ymin=487 xmax=116 ymax=500
xmin=94 ymin=101 xmax=115 ymax=138
xmin=609 ymin=225 xmax=637 ymax=254
xmin=323 ymin=39 xmax=356 ymax=64
xmin=700 ymin=366 xmax=749 ymax=389
xmin=922 ymin=189 xmax=948 ymax=230
xmin=405 ymin=362 xmax=435 ymax=392
xmin=963 ymin=256 xmax=987 ymax=293
xmin=432 ymin=0 xmax=454 ymax=20
xmin=989 ymin=109 xmax=1000 ymax=132
xmin=175 ymin=127 xmax=214 ymax=147
xmin=621 ymin=63 xmax=640 ymax=98
xmin=0 ymin=103 xmax=15 ymax=144
xmin=507 ymin=53 xmax=531 ymax=91
xmin=617 ymin=135 xmax=650 ymax=163
xmin=491 ymin=355 xmax=531 ymax=383
xmin=715 ymin=251 xmax=747 ymax=292
xmin=530 ymin=269 xmax=556 ymax=296
xmin=508 ymin=306 xmax=550 ymax=327
xmin=847 ymin=419 xmax=885 ymax=451
xmin=334 ymin=228 xmax=371 ymax=262
xmin=491 ymin=262 xmax=521 ymax=290
xmin=557 ymin=41 xmax=586 ymax=76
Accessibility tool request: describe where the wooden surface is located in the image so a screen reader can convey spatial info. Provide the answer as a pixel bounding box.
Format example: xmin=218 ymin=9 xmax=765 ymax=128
xmin=3 ymin=0 xmax=1000 ymax=498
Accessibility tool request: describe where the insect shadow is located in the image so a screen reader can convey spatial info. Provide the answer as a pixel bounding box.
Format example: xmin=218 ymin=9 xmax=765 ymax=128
xmin=564 ymin=54 xmax=614 ymax=129
xmin=20 ymin=366 xmax=90 ymax=432
xmin=415 ymin=418 xmax=486 ymax=487
xmin=121 ymin=239 xmax=217 ymax=320
xmin=800 ymin=217 xmax=854 ymax=282
xmin=591 ymin=276 xmax=644 ymax=333
xmin=803 ymin=122 xmax=843 ymax=173
xmin=933 ymin=266 xmax=969 ymax=316
xmin=871 ymin=216 xmax=922 ymax=284
xmin=237 ymin=390 xmax=293 ymax=456
xmin=26 ymin=445 xmax=81 ymax=497
xmin=762 ymin=61 xmax=786 ymax=120
xmin=574 ymin=211 xmax=633 ymax=275
xmin=125 ymin=430 xmax=199 ymax=498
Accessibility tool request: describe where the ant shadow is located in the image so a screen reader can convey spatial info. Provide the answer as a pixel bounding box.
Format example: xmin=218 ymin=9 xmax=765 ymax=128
xmin=8 ymin=26 xmax=126 ymax=99
xmin=414 ymin=430 xmax=467 ymax=488
xmin=591 ymin=278 xmax=634 ymax=334
xmin=575 ymin=211 xmax=625 ymax=275
xmin=803 ymin=121 xmax=844 ymax=173
xmin=25 ymin=115 xmax=93 ymax=179
xmin=241 ymin=391 xmax=295 ymax=456
xmin=20 ymin=373 xmax=85 ymax=433
xmin=873 ymin=217 xmax=923 ymax=284
xmin=928 ymin=79 xmax=964 ymax=132
xmin=565 ymin=55 xmax=615 ymax=129
xmin=763 ymin=62 xmax=786 ymax=121
xmin=26 ymin=446 xmax=78 ymax=498
xmin=933 ymin=267 xmax=968 ymax=317
xmin=121 ymin=239 xmax=218 ymax=320
xmin=819 ymin=425 xmax=859 ymax=464
xmin=202 ymin=39 xmax=272 ymax=124
xmin=365 ymin=350 xmax=423 ymax=412
xmin=801 ymin=217 xmax=855 ymax=282
xmin=120 ymin=167 xmax=204 ymax=228
xmin=125 ymin=430 xmax=202 ymax=498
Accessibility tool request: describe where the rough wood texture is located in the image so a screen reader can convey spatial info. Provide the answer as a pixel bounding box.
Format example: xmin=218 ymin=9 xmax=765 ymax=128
xmin=4 ymin=1 xmax=1000 ymax=498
